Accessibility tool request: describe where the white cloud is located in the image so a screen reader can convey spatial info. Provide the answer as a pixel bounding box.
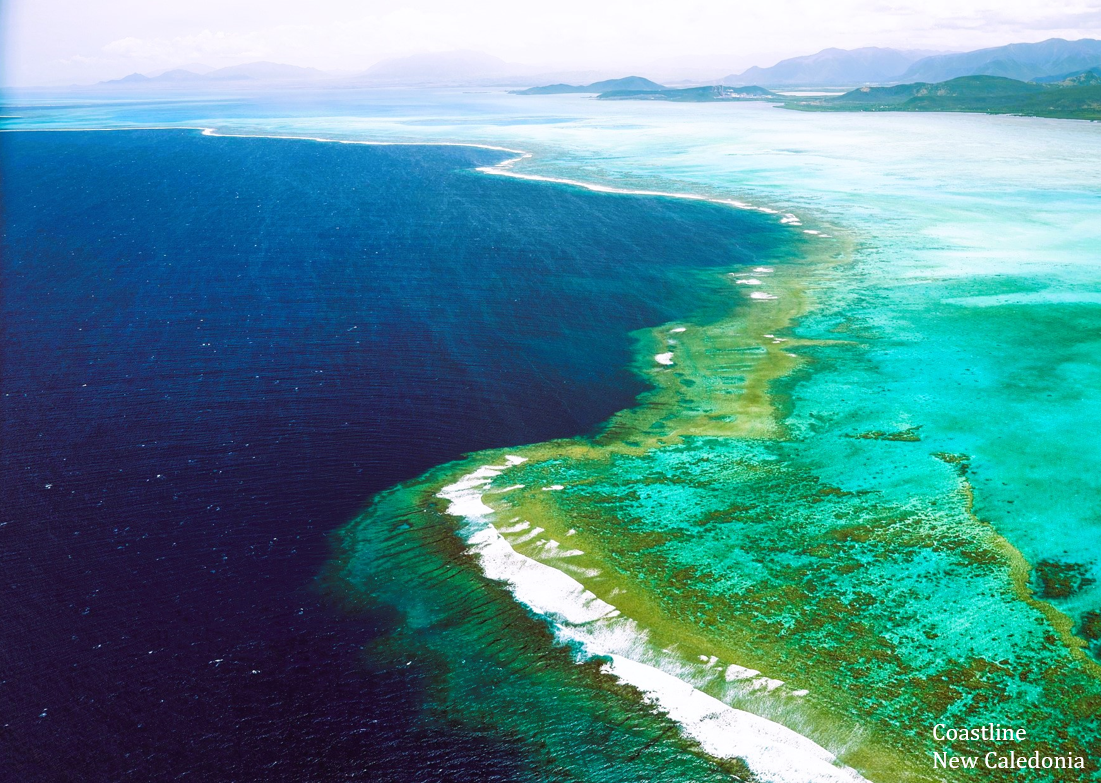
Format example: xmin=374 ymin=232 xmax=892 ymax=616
xmin=4 ymin=0 xmax=1101 ymax=86
xmin=102 ymin=29 xmax=270 ymax=63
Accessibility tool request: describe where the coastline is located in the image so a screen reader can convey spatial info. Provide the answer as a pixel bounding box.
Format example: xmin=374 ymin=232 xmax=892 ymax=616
xmin=11 ymin=125 xmax=1098 ymax=780
xmin=180 ymin=125 xmax=1101 ymax=780
xmin=0 ymin=125 xmax=812 ymax=229
xmin=437 ymin=456 xmax=870 ymax=783
xmin=392 ymin=219 xmax=1101 ymax=780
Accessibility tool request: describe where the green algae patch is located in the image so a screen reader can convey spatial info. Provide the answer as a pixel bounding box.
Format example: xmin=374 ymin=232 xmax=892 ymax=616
xmin=491 ymin=437 xmax=1100 ymax=781
xmin=849 ymin=426 xmax=923 ymax=442
xmin=1035 ymin=561 xmax=1097 ymax=600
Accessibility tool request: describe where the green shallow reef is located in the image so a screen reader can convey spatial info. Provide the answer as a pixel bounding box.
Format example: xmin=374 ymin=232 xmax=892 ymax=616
xmin=326 ymin=478 xmax=763 ymax=782
xmin=333 ymin=213 xmax=1101 ymax=782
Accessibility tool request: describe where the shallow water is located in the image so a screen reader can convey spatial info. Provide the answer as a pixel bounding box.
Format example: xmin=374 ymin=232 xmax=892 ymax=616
xmin=5 ymin=90 xmax=1101 ymax=780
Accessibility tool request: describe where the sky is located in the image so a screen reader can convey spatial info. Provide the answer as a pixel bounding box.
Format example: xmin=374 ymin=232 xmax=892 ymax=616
xmin=4 ymin=0 xmax=1101 ymax=86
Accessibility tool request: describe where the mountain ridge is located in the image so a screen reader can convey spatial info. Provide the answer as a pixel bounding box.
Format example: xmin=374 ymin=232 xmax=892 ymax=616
xmin=901 ymin=38 xmax=1101 ymax=83
xmin=103 ymin=61 xmax=327 ymax=85
xmin=788 ymin=73 xmax=1101 ymax=120
xmin=724 ymin=46 xmax=939 ymax=86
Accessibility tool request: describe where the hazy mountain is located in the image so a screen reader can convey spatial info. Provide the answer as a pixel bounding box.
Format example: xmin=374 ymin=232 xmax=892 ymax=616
xmin=204 ymin=62 xmax=327 ymax=81
xmin=106 ymin=73 xmax=153 ymax=84
xmin=724 ymin=47 xmax=935 ymax=86
xmin=151 ymin=69 xmax=206 ymax=82
xmin=900 ymin=38 xmax=1101 ymax=83
xmin=823 ymin=75 xmax=1046 ymax=107
xmin=103 ymin=70 xmax=206 ymax=85
xmin=100 ymin=62 xmax=328 ymax=87
xmin=148 ymin=63 xmax=215 ymax=77
xmin=514 ymin=76 xmax=665 ymax=95
xmin=1032 ymin=66 xmax=1101 ymax=85
xmin=1035 ymin=67 xmax=1101 ymax=86
xmin=360 ymin=50 xmax=535 ymax=84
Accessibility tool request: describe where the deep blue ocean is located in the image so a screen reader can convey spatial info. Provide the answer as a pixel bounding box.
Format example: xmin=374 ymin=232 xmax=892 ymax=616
xmin=1 ymin=129 xmax=787 ymax=781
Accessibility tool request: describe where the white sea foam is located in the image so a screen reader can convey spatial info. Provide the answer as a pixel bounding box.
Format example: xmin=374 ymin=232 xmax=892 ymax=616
xmin=670 ymin=327 xmax=687 ymax=333
xmin=437 ymin=463 xmax=870 ymax=783
xmin=750 ymin=292 xmax=779 ymax=300
xmin=536 ymin=540 xmax=585 ymax=558
xmin=462 ymin=520 xmax=621 ymax=625
xmin=735 ymin=278 xmax=763 ymax=286
xmin=752 ymin=676 xmax=786 ymax=691
xmin=490 ymin=483 xmax=526 ymax=493
xmin=37 ymin=129 xmax=813 ymax=254
xmin=437 ymin=466 xmax=501 ymax=517
xmin=34 ymin=129 xmax=809 ymax=261
xmin=602 ymin=656 xmax=865 ymax=783
xmin=725 ymin=664 xmax=761 ymax=681
xmin=510 ymin=527 xmax=546 ymax=545
xmin=475 ymin=164 xmax=784 ymax=219
xmin=182 ymin=120 xmax=856 ymax=783
xmin=197 ymin=126 xmax=527 ymax=155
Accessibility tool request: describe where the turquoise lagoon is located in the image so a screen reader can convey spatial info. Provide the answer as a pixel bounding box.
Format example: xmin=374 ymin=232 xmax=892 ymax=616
xmin=10 ymin=92 xmax=1101 ymax=780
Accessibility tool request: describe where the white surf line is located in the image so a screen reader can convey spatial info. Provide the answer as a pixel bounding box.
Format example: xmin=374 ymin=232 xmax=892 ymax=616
xmin=0 ymin=126 xmax=527 ymax=157
xmin=0 ymin=126 xmax=208 ymax=133
xmin=437 ymin=460 xmax=870 ymax=783
xmin=190 ymin=128 xmax=794 ymax=222
xmin=191 ymin=129 xmax=803 ymax=226
xmin=196 ymin=127 xmax=528 ymax=156
xmin=475 ymin=161 xmax=787 ymax=218
xmin=472 ymin=152 xmax=834 ymax=236
xmin=5 ymin=125 xmax=834 ymax=234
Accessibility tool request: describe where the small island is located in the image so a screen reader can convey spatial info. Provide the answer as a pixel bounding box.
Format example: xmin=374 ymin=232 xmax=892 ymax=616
xmin=598 ymin=85 xmax=778 ymax=101
xmin=515 ymin=70 xmax=1101 ymax=120
xmin=511 ymin=76 xmax=666 ymax=95
xmin=513 ymin=78 xmax=778 ymax=102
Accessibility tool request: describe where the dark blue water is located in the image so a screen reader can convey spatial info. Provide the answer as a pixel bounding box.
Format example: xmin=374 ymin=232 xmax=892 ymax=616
xmin=1 ymin=129 xmax=789 ymax=781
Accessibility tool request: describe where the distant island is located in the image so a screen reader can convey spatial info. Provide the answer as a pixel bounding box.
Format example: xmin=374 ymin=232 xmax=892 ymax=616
xmin=515 ymin=81 xmax=779 ymax=102
xmin=598 ymin=85 xmax=778 ymax=101
xmin=515 ymin=72 xmax=1101 ymax=120
xmin=511 ymin=76 xmax=665 ymax=95
xmin=103 ymin=61 xmax=328 ymax=85
xmin=788 ymin=73 xmax=1101 ymax=120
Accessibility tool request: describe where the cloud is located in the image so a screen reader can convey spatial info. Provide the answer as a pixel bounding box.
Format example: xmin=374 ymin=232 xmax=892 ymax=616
xmin=58 ymin=54 xmax=99 ymax=65
xmin=92 ymin=10 xmax=481 ymax=72
xmin=6 ymin=0 xmax=1101 ymax=86
xmin=102 ymin=29 xmax=270 ymax=63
